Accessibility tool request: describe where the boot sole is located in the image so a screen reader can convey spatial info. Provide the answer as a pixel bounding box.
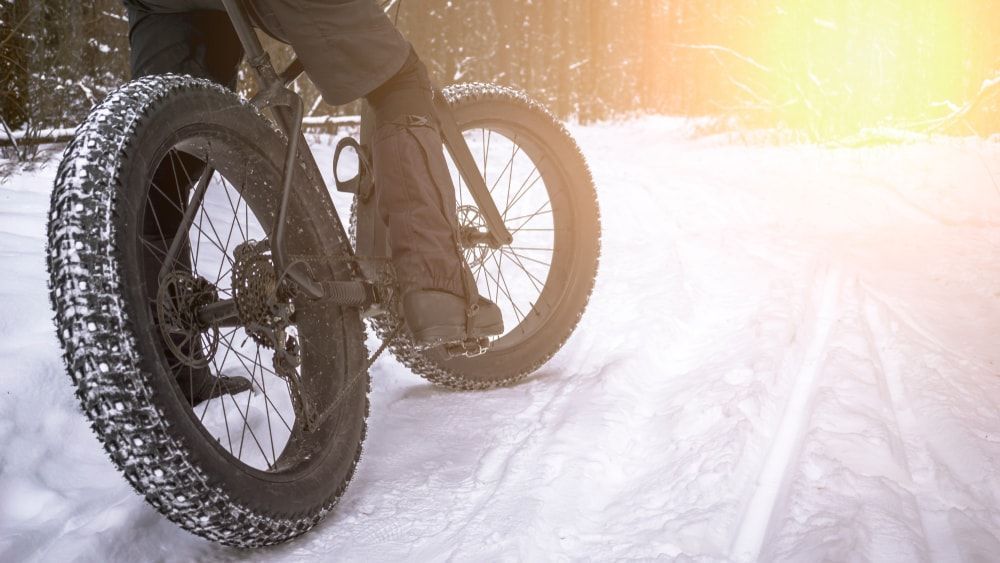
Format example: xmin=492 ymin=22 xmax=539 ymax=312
xmin=411 ymin=322 xmax=504 ymax=347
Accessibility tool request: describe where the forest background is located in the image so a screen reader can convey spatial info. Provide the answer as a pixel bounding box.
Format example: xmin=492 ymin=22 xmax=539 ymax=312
xmin=3 ymin=0 xmax=1000 ymax=155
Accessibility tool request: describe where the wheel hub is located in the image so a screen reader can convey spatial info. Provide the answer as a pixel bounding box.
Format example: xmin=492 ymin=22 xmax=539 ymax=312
xmin=458 ymin=205 xmax=491 ymax=268
xmin=156 ymin=271 xmax=220 ymax=369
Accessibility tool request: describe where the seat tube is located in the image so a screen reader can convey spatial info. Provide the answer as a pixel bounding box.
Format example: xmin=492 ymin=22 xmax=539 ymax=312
xmin=219 ymin=0 xmax=275 ymax=82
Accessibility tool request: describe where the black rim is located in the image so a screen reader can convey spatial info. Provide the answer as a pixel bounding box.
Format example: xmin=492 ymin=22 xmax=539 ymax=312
xmin=137 ymin=126 xmax=345 ymax=476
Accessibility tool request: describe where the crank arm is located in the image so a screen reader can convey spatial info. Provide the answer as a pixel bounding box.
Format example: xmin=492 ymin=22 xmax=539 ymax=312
xmin=196 ymin=281 xmax=380 ymax=327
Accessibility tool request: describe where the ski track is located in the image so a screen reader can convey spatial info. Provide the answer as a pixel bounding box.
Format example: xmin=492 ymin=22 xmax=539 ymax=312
xmin=862 ymin=296 xmax=962 ymax=562
xmin=3 ymin=122 xmax=1000 ymax=561
xmin=730 ymin=263 xmax=843 ymax=562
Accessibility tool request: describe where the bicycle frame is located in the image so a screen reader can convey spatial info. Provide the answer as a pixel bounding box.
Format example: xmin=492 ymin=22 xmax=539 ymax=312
xmin=184 ymin=0 xmax=512 ymax=314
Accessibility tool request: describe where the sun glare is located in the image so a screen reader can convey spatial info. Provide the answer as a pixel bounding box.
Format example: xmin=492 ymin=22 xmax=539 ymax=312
xmin=746 ymin=0 xmax=970 ymax=136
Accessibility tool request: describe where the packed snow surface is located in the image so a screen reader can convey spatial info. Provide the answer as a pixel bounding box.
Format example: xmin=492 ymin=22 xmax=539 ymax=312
xmin=2 ymin=118 xmax=1000 ymax=561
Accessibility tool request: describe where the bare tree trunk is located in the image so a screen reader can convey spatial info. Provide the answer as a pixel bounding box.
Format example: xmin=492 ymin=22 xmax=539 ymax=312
xmin=583 ymin=0 xmax=602 ymax=122
xmin=1 ymin=0 xmax=31 ymax=130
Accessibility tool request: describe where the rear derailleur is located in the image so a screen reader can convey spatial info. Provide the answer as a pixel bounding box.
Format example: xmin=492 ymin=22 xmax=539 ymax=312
xmin=232 ymin=240 xmax=309 ymax=417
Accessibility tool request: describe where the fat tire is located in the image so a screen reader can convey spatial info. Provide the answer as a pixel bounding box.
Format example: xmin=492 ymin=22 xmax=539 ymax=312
xmin=47 ymin=75 xmax=368 ymax=547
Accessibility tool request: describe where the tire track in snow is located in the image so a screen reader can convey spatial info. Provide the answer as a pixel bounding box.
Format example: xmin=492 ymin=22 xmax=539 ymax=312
xmin=729 ymin=263 xmax=843 ymax=562
xmin=423 ymin=363 xmax=596 ymax=560
xmin=861 ymin=295 xmax=963 ymax=562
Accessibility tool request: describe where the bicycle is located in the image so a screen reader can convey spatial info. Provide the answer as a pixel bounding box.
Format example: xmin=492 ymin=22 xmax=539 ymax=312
xmin=47 ymin=0 xmax=600 ymax=547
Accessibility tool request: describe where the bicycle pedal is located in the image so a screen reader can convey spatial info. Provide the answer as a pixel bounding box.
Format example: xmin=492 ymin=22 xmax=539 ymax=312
xmin=443 ymin=337 xmax=491 ymax=358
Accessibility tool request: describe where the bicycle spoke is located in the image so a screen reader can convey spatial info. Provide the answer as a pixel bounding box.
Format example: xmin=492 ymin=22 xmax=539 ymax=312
xmin=503 ymin=140 xmax=517 ymax=210
xmin=215 ymin=331 xmax=293 ymax=433
xmin=483 ymin=129 xmax=491 ymax=185
xmin=219 ymin=174 xmax=249 ymax=242
xmin=226 ymin=346 xmax=283 ymax=380
xmin=480 ymin=258 xmax=518 ymax=315
xmin=236 ymin=346 xmax=263 ymax=461
xmin=505 ymin=200 xmax=553 ymax=231
xmin=137 ymin=236 xmax=170 ymax=262
xmin=194 ymin=205 xmax=206 ymax=266
xmin=490 ymin=251 xmax=526 ymax=323
xmin=189 ymin=197 xmax=232 ymax=266
xmin=143 ymin=199 xmax=194 ymax=275
xmin=213 ymin=344 xmax=272 ymax=468
xmin=508 ymin=226 xmax=560 ymax=238
xmin=502 ymin=246 xmax=552 ymax=271
xmin=143 ymin=196 xmax=172 ymax=247
xmin=225 ymin=384 xmax=272 ymax=469
xmin=500 ymin=247 xmax=549 ymax=292
xmin=174 ymin=152 xmax=237 ymax=265
xmin=503 ymin=165 xmax=545 ymax=218
xmin=149 ymin=180 xmax=232 ymax=261
xmin=209 ymin=197 xmax=241 ymax=288
xmin=244 ymin=188 xmax=250 ymax=243
xmin=259 ymin=352 xmax=278 ymax=465
xmin=199 ymin=327 xmax=241 ymax=423
xmin=507 ymin=246 xmax=554 ymax=252
xmin=216 ymin=366 xmax=236 ymax=454
xmin=168 ymin=150 xmax=209 ymax=268
xmin=486 ymin=143 xmax=520 ymax=195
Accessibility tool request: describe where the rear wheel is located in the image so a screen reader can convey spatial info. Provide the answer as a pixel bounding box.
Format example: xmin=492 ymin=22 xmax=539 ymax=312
xmin=371 ymin=83 xmax=601 ymax=389
xmin=47 ymin=75 xmax=367 ymax=547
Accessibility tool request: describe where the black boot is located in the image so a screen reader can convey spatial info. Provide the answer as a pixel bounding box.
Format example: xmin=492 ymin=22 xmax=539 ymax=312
xmin=177 ymin=365 xmax=253 ymax=406
xmin=404 ymin=290 xmax=503 ymax=346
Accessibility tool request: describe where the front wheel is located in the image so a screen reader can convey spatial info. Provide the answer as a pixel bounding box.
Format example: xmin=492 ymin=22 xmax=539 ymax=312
xmin=47 ymin=75 xmax=368 ymax=547
xmin=376 ymin=83 xmax=601 ymax=389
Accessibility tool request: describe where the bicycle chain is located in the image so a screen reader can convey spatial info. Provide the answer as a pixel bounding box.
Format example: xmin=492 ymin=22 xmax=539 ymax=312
xmin=283 ymin=251 xmax=403 ymax=431
xmin=305 ymin=324 xmax=401 ymax=431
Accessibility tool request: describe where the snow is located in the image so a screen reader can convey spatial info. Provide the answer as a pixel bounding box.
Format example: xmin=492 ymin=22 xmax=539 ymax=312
xmin=300 ymin=115 xmax=361 ymax=128
xmin=3 ymin=118 xmax=1000 ymax=561
xmin=2 ymin=127 xmax=77 ymax=143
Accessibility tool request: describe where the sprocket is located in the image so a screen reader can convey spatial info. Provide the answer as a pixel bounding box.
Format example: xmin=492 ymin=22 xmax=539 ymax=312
xmin=231 ymin=239 xmax=295 ymax=348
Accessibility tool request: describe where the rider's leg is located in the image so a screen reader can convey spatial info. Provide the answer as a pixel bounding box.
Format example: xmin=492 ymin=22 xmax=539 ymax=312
xmin=125 ymin=3 xmax=251 ymax=405
xmin=249 ymin=1 xmax=502 ymax=343
xmin=364 ymin=51 xmax=503 ymax=344
xmin=125 ymin=6 xmax=242 ymax=88
xmin=365 ymin=51 xmax=466 ymax=297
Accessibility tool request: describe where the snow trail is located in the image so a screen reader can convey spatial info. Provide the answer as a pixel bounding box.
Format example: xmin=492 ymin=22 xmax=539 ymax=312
xmin=4 ymin=122 xmax=1000 ymax=561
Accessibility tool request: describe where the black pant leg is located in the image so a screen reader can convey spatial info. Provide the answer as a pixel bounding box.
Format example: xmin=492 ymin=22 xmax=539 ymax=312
xmin=125 ymin=4 xmax=243 ymax=88
xmin=123 ymin=4 xmax=242 ymax=276
xmin=123 ymin=2 xmax=243 ymax=239
xmin=248 ymin=0 xmax=410 ymax=105
xmin=123 ymin=3 xmax=246 ymax=391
